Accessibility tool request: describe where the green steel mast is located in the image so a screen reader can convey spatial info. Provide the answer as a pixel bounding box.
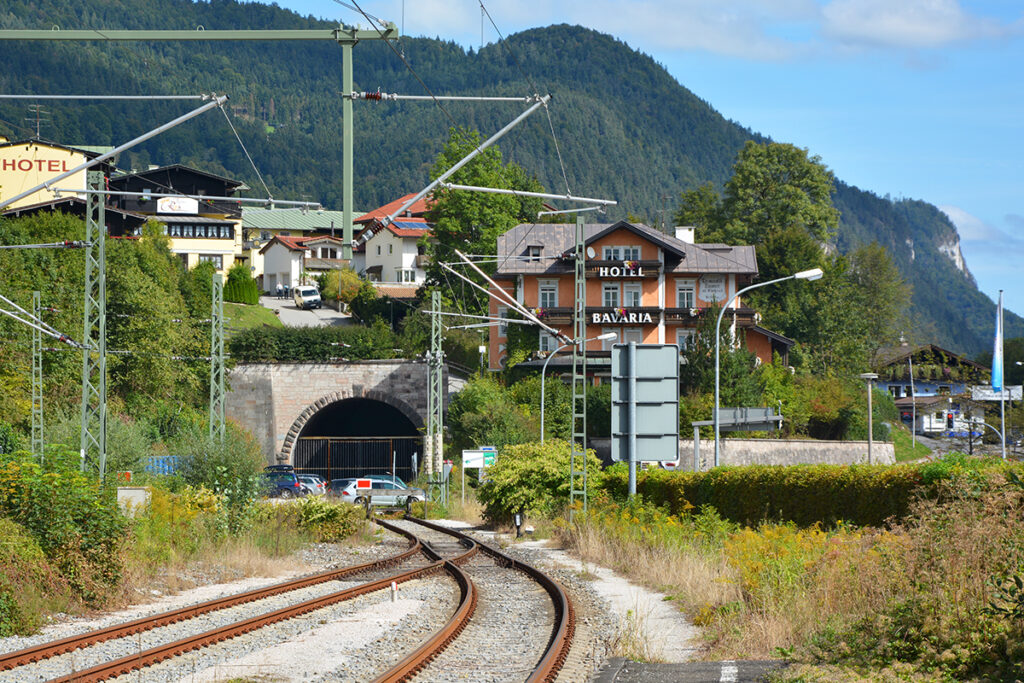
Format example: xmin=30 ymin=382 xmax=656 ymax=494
xmin=31 ymin=290 xmax=43 ymax=460
xmin=426 ymin=290 xmax=444 ymax=477
xmin=209 ymin=272 xmax=225 ymax=444
xmin=570 ymin=213 xmax=588 ymax=517
xmin=79 ymin=170 xmax=107 ymax=478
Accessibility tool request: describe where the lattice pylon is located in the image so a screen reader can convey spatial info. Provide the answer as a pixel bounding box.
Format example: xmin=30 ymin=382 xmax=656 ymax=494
xmin=570 ymin=213 xmax=588 ymax=519
xmin=426 ymin=290 xmax=444 ymax=476
xmin=79 ymin=170 xmax=107 ymax=478
xmin=31 ymin=291 xmax=43 ymax=461
xmin=209 ymin=272 xmax=225 ymax=444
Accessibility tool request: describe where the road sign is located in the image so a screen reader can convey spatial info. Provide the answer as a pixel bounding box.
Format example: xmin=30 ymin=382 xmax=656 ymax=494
xmin=463 ymin=448 xmax=496 ymax=468
xmin=971 ymin=385 xmax=1022 ymax=401
xmin=355 ymin=478 xmax=372 ymax=490
xmin=611 ymin=343 xmax=680 ymax=463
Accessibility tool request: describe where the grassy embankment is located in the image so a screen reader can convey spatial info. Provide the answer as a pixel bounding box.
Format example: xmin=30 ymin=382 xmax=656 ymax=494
xmin=550 ymin=456 xmax=1024 ymax=680
xmin=224 ymin=301 xmax=283 ymax=336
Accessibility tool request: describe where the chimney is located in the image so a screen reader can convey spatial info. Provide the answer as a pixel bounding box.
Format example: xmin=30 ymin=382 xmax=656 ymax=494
xmin=674 ymin=226 xmax=695 ymax=244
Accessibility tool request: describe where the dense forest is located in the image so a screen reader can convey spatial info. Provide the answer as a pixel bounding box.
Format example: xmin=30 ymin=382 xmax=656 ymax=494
xmin=0 ymin=0 xmax=1018 ymax=354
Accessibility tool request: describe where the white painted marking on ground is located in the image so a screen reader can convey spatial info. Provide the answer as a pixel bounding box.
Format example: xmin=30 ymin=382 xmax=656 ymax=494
xmin=721 ymin=659 xmax=739 ymax=682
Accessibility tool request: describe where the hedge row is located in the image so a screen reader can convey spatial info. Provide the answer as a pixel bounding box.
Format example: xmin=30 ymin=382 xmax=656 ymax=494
xmin=227 ymin=321 xmax=398 ymax=363
xmin=602 ymin=458 xmax=1023 ymax=528
xmin=224 ymin=278 xmax=259 ymax=305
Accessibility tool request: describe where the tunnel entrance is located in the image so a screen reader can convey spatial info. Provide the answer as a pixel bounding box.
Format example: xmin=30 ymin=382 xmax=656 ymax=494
xmin=293 ymin=397 xmax=422 ymax=484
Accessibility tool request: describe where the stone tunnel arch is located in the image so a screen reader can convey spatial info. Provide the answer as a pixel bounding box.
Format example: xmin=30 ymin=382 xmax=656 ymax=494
xmin=282 ymin=390 xmax=424 ymax=483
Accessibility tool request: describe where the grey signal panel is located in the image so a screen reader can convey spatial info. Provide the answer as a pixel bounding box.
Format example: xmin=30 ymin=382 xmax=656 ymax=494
xmin=610 ymin=343 xmax=680 ymax=462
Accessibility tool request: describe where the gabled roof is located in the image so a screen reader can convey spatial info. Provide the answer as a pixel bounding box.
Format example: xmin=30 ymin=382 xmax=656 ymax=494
xmin=0 ymin=137 xmax=109 ymax=160
xmin=494 ymin=221 xmax=758 ymax=276
xmin=872 ymin=343 xmax=988 ymax=372
xmin=355 ymin=193 xmax=432 ymax=224
xmin=259 ymin=234 xmax=346 ymax=255
xmin=384 ymin=219 xmax=431 ymax=239
xmin=241 ymin=208 xmax=347 ymax=232
xmin=109 ymin=164 xmax=247 ymax=189
xmin=749 ymin=325 xmax=795 ymax=348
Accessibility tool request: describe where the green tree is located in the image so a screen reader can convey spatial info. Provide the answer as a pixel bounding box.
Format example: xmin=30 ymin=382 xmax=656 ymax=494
xmin=446 ymin=376 xmax=532 ymax=454
xmin=424 ymin=127 xmax=544 ymax=314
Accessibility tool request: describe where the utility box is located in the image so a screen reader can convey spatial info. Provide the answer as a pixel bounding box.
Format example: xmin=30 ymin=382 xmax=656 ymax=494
xmin=611 ymin=343 xmax=680 ymax=463
xmin=116 ymin=487 xmax=151 ymax=517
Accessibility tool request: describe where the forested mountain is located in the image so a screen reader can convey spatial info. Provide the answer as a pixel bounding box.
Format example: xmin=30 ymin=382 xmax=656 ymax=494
xmin=0 ymin=0 xmax=1017 ymax=355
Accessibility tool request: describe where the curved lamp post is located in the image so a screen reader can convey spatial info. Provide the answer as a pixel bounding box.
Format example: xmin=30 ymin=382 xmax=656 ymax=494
xmin=714 ymin=268 xmax=824 ymax=467
xmin=540 ymin=332 xmax=618 ymax=443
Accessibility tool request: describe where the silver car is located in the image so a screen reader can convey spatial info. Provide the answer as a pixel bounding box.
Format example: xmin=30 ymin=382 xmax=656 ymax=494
xmin=297 ymin=474 xmax=326 ymax=496
xmin=329 ymin=476 xmax=425 ymax=509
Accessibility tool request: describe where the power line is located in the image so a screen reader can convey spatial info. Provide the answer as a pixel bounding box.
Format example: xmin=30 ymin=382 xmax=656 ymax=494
xmin=218 ymin=102 xmax=273 ymax=200
xmin=0 ymin=94 xmax=206 ymax=100
xmin=0 ymin=240 xmax=89 ymax=249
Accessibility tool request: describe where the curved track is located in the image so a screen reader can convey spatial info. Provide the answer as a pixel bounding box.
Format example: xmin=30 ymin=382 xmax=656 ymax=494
xmin=0 ymin=515 xmax=574 ymax=683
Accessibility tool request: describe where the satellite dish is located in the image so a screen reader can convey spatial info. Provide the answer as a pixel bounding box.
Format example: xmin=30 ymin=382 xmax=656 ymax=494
xmin=252 ymin=239 xmax=262 ymax=248
xmin=586 ymin=246 xmax=597 ymax=259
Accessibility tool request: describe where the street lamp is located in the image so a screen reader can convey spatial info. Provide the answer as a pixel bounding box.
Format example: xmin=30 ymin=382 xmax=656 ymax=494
xmin=540 ymin=332 xmax=618 ymax=443
xmin=859 ymin=372 xmax=879 ymax=464
xmin=714 ymin=268 xmax=823 ymax=467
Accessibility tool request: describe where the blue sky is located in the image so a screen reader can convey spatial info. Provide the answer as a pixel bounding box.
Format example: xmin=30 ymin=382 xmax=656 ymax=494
xmin=270 ymin=0 xmax=1023 ymax=317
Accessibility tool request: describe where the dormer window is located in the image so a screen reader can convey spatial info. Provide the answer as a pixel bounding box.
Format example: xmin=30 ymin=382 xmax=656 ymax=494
xmin=526 ymin=245 xmax=542 ymax=261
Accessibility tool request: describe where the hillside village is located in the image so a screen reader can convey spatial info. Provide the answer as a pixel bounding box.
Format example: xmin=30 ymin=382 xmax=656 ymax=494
xmin=0 ymin=4 xmax=1023 ymax=681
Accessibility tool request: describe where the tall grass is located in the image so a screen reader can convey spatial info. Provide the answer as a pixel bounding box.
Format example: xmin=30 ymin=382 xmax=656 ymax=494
xmin=561 ymin=470 xmax=1024 ymax=678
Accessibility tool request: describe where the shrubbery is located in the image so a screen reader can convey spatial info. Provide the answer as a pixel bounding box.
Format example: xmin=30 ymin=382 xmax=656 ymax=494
xmin=296 ymin=496 xmax=365 ymax=542
xmin=224 ymin=262 xmax=260 ymax=305
xmin=228 ymin=320 xmax=398 ymax=363
xmin=477 ymin=440 xmax=602 ymax=522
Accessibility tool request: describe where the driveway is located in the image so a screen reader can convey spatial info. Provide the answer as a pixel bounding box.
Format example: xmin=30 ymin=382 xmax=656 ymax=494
xmin=259 ymin=295 xmax=354 ymax=328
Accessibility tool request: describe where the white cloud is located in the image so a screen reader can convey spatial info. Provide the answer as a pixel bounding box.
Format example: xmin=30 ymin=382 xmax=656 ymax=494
xmin=821 ymin=0 xmax=1007 ymax=49
xmin=940 ymin=205 xmax=1013 ymax=242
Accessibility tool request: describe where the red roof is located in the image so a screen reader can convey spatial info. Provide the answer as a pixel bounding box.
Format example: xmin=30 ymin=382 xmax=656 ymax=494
xmin=386 ymin=220 xmax=431 ymax=239
xmin=355 ymin=193 xmax=433 ymax=223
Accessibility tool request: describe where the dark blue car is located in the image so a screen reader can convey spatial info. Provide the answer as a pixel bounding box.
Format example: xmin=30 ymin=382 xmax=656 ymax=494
xmin=260 ymin=470 xmax=306 ymax=498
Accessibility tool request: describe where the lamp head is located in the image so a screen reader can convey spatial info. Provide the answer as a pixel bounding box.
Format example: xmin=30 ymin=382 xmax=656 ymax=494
xmin=795 ymin=268 xmax=824 ymax=281
xmin=596 ymin=332 xmax=618 ymax=342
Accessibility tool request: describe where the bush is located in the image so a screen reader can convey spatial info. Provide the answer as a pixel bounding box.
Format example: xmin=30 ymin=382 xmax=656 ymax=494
xmin=477 ymin=440 xmax=603 ymax=522
xmin=296 ymin=497 xmax=365 ymax=541
xmin=224 ymin=262 xmax=259 ymax=304
xmin=0 ymin=517 xmax=69 ymax=636
xmin=228 ymin=320 xmax=398 ymax=363
xmin=0 ymin=449 xmax=127 ymax=603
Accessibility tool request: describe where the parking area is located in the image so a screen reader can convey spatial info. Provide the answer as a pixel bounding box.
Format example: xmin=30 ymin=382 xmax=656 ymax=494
xmin=259 ymin=294 xmax=354 ymax=328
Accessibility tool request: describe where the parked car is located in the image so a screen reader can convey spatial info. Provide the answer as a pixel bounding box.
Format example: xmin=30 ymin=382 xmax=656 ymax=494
xmin=260 ymin=470 xmax=306 ymax=499
xmin=329 ymin=476 xmax=425 ymax=509
xmin=265 ymin=464 xmax=294 ymax=473
xmin=293 ymin=286 xmax=322 ymax=310
xmin=297 ymin=474 xmax=326 ymax=496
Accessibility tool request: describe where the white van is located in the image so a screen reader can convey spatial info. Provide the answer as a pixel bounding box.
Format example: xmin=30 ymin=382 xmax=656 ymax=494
xmin=293 ymin=286 xmax=322 ymax=310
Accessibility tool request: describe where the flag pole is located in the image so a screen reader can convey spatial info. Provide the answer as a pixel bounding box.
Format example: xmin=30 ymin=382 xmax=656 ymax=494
xmin=999 ymin=291 xmax=1006 ymax=459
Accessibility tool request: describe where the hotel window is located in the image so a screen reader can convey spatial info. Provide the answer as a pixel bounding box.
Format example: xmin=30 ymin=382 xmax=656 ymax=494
xmin=169 ymin=225 xmax=182 ymax=237
xmin=677 ymin=328 xmax=695 ymax=351
xmin=539 ymin=280 xmax=558 ymax=308
xmin=676 ymin=280 xmax=696 ymax=308
xmin=184 ymin=225 xmax=194 ymax=238
xmin=624 ymin=283 xmax=642 ymax=307
xmin=601 ymin=328 xmax=619 ymax=350
xmin=498 ymin=306 xmax=508 ymax=337
xmin=623 ymin=328 xmax=643 ymax=344
xmin=602 ymin=246 xmax=620 ymax=261
xmin=602 ymin=245 xmax=640 ymax=260
xmin=603 ymin=283 xmax=620 ymax=308
xmin=195 ymin=225 xmax=206 ymax=238
xmin=539 ymin=332 xmax=557 ymax=353
xmin=197 ymin=254 xmax=223 ymax=269
xmin=622 ymin=246 xmax=640 ymax=260
xmin=221 ymin=226 xmax=233 ymax=239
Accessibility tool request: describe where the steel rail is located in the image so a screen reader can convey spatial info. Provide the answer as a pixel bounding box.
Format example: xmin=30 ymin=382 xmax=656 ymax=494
xmin=1 ymin=530 xmax=422 ymax=671
xmin=374 ymin=517 xmax=575 ymax=683
xmin=47 ymin=558 xmax=450 ymax=683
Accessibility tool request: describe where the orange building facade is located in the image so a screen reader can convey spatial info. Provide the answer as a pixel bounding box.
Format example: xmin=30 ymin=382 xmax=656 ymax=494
xmin=488 ymin=221 xmax=792 ymax=374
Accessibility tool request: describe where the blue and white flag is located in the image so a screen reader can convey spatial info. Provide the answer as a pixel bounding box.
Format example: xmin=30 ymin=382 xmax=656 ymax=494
xmin=992 ymin=291 xmax=1004 ymax=391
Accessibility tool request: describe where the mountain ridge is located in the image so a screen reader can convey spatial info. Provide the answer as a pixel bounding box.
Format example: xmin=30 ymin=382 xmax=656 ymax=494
xmin=0 ymin=1 xmax=1017 ymax=355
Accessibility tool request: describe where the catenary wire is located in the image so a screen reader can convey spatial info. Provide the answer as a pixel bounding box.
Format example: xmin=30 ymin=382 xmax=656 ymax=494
xmin=219 ymin=102 xmax=273 ymax=200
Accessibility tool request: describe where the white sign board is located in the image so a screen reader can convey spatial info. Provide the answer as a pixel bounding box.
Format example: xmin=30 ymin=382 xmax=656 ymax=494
xmin=700 ymin=274 xmax=726 ymax=302
xmin=462 ymin=448 xmax=496 ymax=468
xmin=157 ymin=196 xmax=200 ymax=214
xmin=971 ymin=385 xmax=1023 ymax=401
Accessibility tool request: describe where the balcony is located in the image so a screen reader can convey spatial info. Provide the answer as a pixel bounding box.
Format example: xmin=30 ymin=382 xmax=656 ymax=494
xmin=665 ymin=306 xmax=757 ymax=326
xmin=533 ymin=306 xmax=662 ymax=326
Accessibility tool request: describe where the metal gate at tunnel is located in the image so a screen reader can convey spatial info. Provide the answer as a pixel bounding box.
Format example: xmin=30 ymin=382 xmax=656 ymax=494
xmin=293 ymin=436 xmax=422 ymax=484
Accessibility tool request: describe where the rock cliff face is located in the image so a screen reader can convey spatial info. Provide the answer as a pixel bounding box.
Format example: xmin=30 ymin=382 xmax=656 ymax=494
xmin=938 ymin=236 xmax=971 ymax=280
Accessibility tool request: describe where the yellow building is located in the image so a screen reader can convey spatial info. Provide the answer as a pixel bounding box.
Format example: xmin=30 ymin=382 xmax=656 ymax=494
xmin=0 ymin=138 xmax=112 ymax=209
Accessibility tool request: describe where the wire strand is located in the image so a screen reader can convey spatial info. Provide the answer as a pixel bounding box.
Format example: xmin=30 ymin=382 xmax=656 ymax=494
xmin=219 ymin=103 xmax=273 ymax=200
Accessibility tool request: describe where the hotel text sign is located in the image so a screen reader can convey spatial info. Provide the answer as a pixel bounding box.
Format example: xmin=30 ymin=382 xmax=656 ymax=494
xmin=598 ymin=265 xmax=644 ymax=277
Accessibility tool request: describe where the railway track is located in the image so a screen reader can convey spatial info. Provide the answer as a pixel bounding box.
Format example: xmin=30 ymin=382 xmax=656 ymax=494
xmin=0 ymin=516 xmax=574 ymax=682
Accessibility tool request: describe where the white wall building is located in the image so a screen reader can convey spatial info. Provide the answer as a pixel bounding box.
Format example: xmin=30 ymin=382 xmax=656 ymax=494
xmin=362 ymin=220 xmax=430 ymax=285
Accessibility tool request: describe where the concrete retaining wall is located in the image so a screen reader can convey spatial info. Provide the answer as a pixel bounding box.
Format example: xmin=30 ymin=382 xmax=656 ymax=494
xmin=588 ymin=437 xmax=896 ymax=470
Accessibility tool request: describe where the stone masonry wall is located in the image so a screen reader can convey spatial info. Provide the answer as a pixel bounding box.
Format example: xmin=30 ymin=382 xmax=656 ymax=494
xmin=226 ymin=360 xmax=432 ymax=465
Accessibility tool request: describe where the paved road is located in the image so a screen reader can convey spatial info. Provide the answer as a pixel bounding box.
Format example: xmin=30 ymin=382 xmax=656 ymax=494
xmin=259 ymin=294 xmax=353 ymax=328
xmin=594 ymin=658 xmax=787 ymax=683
